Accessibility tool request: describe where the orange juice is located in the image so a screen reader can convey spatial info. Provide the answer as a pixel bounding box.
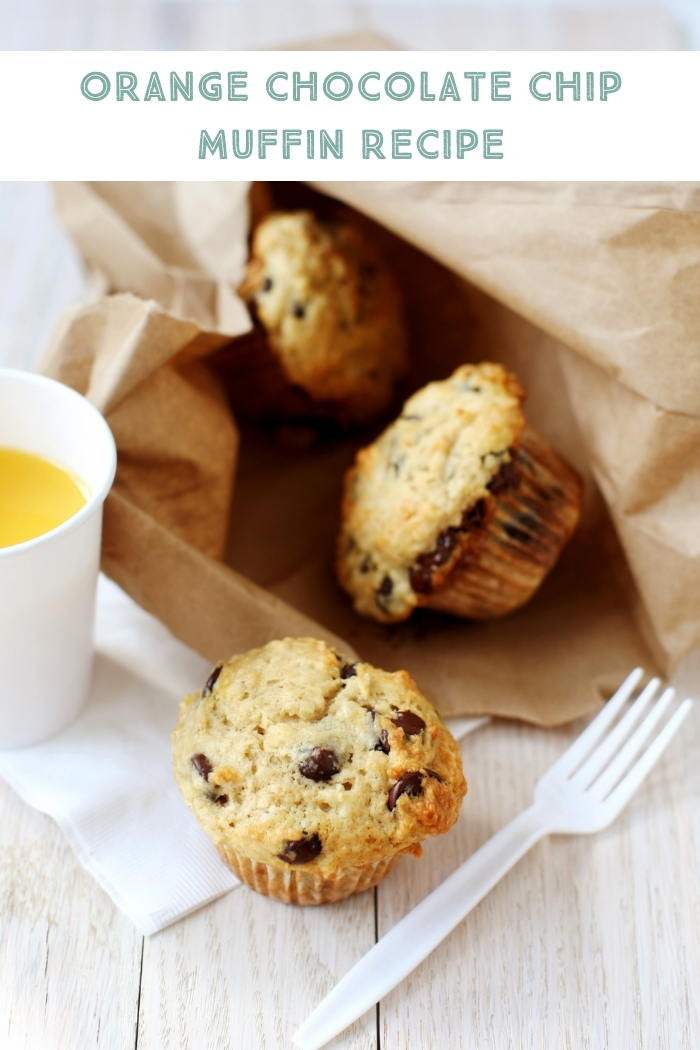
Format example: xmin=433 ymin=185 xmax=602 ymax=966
xmin=0 ymin=447 xmax=88 ymax=548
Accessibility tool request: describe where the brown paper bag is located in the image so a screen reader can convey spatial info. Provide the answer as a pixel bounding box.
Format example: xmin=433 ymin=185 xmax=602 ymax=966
xmin=43 ymin=178 xmax=700 ymax=726
xmin=52 ymin=181 xmax=256 ymax=336
xmin=313 ymin=181 xmax=700 ymax=674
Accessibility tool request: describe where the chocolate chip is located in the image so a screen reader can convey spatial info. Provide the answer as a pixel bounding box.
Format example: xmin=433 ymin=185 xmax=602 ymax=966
xmin=340 ymin=663 xmax=358 ymax=680
xmin=409 ymin=527 xmax=463 ymax=594
xmin=277 ymin=833 xmax=322 ymax=864
xmin=432 ymin=529 xmax=459 ymax=565
xmin=392 ymin=711 xmax=426 ymax=736
xmin=460 ymin=499 xmax=487 ymax=531
xmin=292 ymin=302 xmax=305 ymax=318
xmin=377 ymin=576 xmax=393 ymax=596
xmin=299 ymin=748 xmax=340 ymax=782
xmin=203 ymin=665 xmax=222 ymax=696
xmin=387 ymin=772 xmax=424 ymax=811
xmin=409 ymin=565 xmax=433 ymax=594
xmin=425 ymin=769 xmax=444 ymax=783
xmin=262 ymin=277 xmax=273 ymax=292
xmin=374 ymin=729 xmax=390 ymax=754
xmin=208 ymin=792 xmax=229 ymax=805
xmin=487 ymin=459 xmax=519 ymax=495
xmin=191 ymin=753 xmax=212 ymax=780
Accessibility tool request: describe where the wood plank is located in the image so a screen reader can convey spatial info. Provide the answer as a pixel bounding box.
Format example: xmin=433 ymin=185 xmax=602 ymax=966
xmin=137 ymin=879 xmax=377 ymax=1050
xmin=0 ymin=778 xmax=143 ymax=1050
xmin=377 ymin=714 xmax=700 ymax=1049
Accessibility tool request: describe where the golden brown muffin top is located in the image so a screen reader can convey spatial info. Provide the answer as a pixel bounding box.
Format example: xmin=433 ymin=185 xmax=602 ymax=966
xmin=172 ymin=638 xmax=466 ymax=877
xmin=337 ymin=363 xmax=526 ymax=621
xmin=238 ymin=211 xmax=407 ymax=422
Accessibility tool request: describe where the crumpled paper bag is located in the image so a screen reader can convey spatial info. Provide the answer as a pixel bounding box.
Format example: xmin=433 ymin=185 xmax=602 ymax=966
xmin=39 ymin=284 xmax=350 ymax=662
xmin=43 ymin=178 xmax=700 ymax=725
xmin=52 ymin=180 xmax=260 ymax=336
xmin=313 ymin=181 xmax=700 ymax=673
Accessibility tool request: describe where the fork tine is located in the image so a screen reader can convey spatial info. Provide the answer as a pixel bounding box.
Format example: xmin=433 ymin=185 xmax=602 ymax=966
xmin=548 ymin=667 xmax=645 ymax=777
xmin=587 ymin=687 xmax=676 ymax=800
xmin=570 ymin=677 xmax=662 ymax=788
xmin=602 ymin=699 xmax=693 ymax=818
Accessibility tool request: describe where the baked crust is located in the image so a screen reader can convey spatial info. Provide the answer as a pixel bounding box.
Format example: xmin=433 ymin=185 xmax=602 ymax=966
xmin=172 ymin=638 xmax=466 ymax=898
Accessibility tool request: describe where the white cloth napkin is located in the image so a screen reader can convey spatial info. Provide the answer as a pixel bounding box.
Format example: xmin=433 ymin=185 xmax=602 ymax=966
xmin=0 ymin=575 xmax=486 ymax=935
xmin=0 ymin=575 xmax=240 ymax=934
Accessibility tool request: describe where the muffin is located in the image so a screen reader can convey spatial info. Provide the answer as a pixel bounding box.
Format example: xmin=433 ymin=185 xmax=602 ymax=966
xmin=337 ymin=362 xmax=582 ymax=623
xmin=172 ymin=637 xmax=466 ymax=905
xmin=209 ymin=211 xmax=407 ymax=426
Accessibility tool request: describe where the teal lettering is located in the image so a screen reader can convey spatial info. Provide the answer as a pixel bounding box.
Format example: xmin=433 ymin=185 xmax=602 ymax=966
xmin=232 ymin=130 xmax=253 ymax=158
xmin=266 ymin=72 xmax=288 ymax=101
xmin=116 ymin=72 xmax=138 ymax=101
xmin=529 ymin=71 xmax=551 ymax=100
xmin=362 ymin=129 xmax=385 ymax=159
xmin=282 ymin=129 xmax=302 ymax=159
xmin=491 ymin=71 xmax=511 ymax=101
xmin=483 ymin=129 xmax=503 ymax=159
xmin=293 ymin=72 xmax=317 ymax=101
xmin=199 ymin=129 xmax=227 ymax=159
xmin=228 ymin=72 xmax=248 ymax=101
xmin=144 ymin=72 xmax=165 ymax=102
xmin=385 ymin=72 xmax=415 ymax=101
xmin=392 ymin=128 xmax=412 ymax=158
xmin=457 ymin=129 xmax=478 ymax=157
xmin=320 ymin=129 xmax=343 ymax=158
xmin=420 ymin=72 xmax=436 ymax=101
xmin=556 ymin=72 xmax=580 ymax=101
xmin=359 ymin=72 xmax=380 ymax=101
xmin=170 ymin=72 xmax=193 ymax=101
xmin=258 ymin=129 xmax=277 ymax=158
xmin=600 ymin=71 xmax=622 ymax=101
xmin=439 ymin=72 xmax=460 ymax=102
xmin=199 ymin=73 xmax=222 ymax=101
xmin=323 ymin=72 xmax=352 ymax=101
xmin=417 ymin=129 xmax=439 ymax=159
xmin=81 ymin=72 xmax=110 ymax=100
xmin=463 ymin=72 xmax=486 ymax=101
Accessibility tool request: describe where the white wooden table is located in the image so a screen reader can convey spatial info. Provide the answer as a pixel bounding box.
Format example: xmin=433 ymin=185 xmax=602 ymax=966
xmin=2 ymin=702 xmax=699 ymax=1049
xmin=1 ymin=178 xmax=700 ymax=1050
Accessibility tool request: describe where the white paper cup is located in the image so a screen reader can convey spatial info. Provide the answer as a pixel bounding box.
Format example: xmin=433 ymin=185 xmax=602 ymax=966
xmin=0 ymin=369 xmax=117 ymax=748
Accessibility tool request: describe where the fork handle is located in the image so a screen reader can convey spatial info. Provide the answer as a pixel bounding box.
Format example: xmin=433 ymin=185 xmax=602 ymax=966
xmin=293 ymin=805 xmax=550 ymax=1050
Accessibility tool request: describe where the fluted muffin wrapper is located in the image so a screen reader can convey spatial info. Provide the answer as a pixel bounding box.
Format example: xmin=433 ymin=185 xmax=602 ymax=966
xmin=425 ymin=424 xmax=582 ymax=620
xmin=217 ymin=844 xmax=402 ymax=905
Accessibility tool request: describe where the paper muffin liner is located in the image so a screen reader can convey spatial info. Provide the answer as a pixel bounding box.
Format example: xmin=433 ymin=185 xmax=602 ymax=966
xmin=216 ymin=844 xmax=402 ymax=905
xmin=424 ymin=424 xmax=582 ymax=620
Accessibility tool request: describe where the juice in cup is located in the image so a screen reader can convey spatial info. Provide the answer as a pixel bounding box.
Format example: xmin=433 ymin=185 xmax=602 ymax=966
xmin=0 ymin=448 xmax=88 ymax=548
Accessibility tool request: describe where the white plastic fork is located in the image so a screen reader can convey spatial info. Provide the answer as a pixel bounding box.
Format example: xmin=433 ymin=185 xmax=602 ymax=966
xmin=294 ymin=669 xmax=693 ymax=1050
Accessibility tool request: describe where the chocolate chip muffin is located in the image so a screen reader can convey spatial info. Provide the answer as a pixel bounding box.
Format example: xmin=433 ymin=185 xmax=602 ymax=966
xmin=337 ymin=362 xmax=582 ymax=623
xmin=209 ymin=210 xmax=407 ymax=425
xmin=172 ymin=637 xmax=466 ymax=905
